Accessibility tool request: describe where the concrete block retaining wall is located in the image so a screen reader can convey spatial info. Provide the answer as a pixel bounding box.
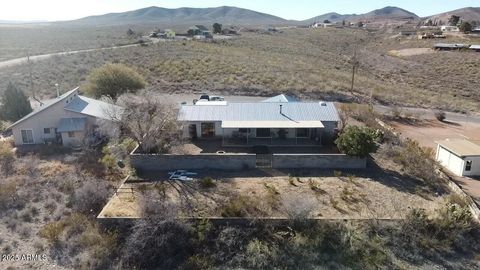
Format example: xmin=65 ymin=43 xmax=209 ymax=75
xmin=272 ymin=154 xmax=366 ymax=169
xmin=130 ymin=153 xmax=257 ymax=172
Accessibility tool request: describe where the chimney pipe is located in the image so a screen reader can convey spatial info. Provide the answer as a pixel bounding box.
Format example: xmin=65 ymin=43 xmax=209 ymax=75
xmin=279 ymin=104 xmax=283 ymax=115
xmin=55 ymin=83 xmax=59 ymax=98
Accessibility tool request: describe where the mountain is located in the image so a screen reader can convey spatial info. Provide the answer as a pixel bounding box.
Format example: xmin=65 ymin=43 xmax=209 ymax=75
xmin=422 ymin=7 xmax=480 ymax=25
xmin=67 ymin=6 xmax=289 ymax=26
xmin=304 ymin=6 xmax=419 ymax=24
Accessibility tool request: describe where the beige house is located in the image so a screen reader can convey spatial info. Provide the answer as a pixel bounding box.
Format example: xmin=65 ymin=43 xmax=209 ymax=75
xmin=8 ymin=87 xmax=122 ymax=147
xmin=436 ymin=139 xmax=480 ymax=177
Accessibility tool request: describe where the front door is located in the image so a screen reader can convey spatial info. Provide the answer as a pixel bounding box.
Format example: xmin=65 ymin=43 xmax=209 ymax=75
xmin=189 ymin=124 xmax=197 ymax=139
xmin=201 ymin=123 xmax=215 ymax=138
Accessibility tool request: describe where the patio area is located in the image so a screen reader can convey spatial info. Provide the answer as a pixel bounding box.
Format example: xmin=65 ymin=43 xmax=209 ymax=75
xmin=171 ymin=139 xmax=340 ymax=155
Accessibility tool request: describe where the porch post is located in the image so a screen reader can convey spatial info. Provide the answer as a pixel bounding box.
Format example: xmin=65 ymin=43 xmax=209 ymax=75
xmin=222 ymin=128 xmax=225 ymax=146
xmin=247 ymin=130 xmax=249 ymax=145
xmin=295 ymin=129 xmax=298 ymax=145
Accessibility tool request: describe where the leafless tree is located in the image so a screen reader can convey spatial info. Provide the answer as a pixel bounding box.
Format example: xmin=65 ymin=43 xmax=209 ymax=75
xmin=116 ymin=94 xmax=183 ymax=153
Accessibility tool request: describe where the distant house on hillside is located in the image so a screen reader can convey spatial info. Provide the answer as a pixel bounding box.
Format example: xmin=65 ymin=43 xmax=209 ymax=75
xmin=8 ymin=88 xmax=123 ymax=148
xmin=311 ymin=22 xmax=334 ymax=28
xmin=433 ymin=43 xmax=469 ymax=51
xmin=188 ymin=25 xmax=212 ymax=38
xmin=440 ymin=25 xmax=460 ymax=32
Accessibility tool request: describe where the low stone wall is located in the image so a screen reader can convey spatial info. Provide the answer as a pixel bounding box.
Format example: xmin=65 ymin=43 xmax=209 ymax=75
xmin=130 ymin=153 xmax=257 ymax=172
xmin=272 ymin=154 xmax=366 ymax=169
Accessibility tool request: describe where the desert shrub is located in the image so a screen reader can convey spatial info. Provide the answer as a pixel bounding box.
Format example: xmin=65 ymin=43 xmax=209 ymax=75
xmin=245 ymin=239 xmax=278 ymax=269
xmin=40 ymin=221 xmax=65 ymax=245
xmin=0 ymin=142 xmax=15 ymax=177
xmin=335 ymin=126 xmax=377 ymax=157
xmin=140 ymin=194 xmax=178 ymax=218
xmin=0 ymin=180 xmax=17 ymax=211
xmin=121 ymin=218 xmax=192 ymax=269
xmin=71 ymin=179 xmax=110 ymax=214
xmin=281 ymin=194 xmax=316 ymax=221
xmin=199 ymin=176 xmax=216 ymax=188
xmin=0 ymin=82 xmax=32 ymax=122
xmin=184 ymin=255 xmax=214 ymax=270
xmin=434 ymin=111 xmax=446 ymax=122
xmin=85 ymin=63 xmax=146 ymax=98
xmin=99 ymin=146 xmax=118 ymax=172
xmin=220 ymin=195 xmax=259 ymax=217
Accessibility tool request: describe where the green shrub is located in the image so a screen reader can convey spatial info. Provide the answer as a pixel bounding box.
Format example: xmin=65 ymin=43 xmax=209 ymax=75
xmin=40 ymin=221 xmax=65 ymax=245
xmin=86 ymin=63 xmax=146 ymax=98
xmin=199 ymin=177 xmax=216 ymax=188
xmin=335 ymin=126 xmax=377 ymax=157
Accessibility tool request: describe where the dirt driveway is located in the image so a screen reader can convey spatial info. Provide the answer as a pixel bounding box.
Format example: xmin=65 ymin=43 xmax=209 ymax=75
xmin=387 ymin=118 xmax=480 ymax=204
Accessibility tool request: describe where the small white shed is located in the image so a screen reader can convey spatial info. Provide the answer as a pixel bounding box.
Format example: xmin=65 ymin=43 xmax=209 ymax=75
xmin=436 ymin=139 xmax=480 ymax=177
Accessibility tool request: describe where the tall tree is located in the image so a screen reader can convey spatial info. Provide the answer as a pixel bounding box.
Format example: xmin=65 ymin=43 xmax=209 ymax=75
xmin=0 ymin=83 xmax=32 ymax=122
xmin=448 ymin=15 xmax=460 ymax=26
xmin=459 ymin=22 xmax=472 ymax=33
xmin=213 ymin=23 xmax=222 ymax=34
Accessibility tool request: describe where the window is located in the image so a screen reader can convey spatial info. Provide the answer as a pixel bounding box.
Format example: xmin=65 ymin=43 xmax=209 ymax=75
xmin=256 ymin=128 xmax=271 ymax=138
xmin=68 ymin=131 xmax=75 ymax=138
xmin=21 ymin=130 xmax=34 ymax=144
xmin=44 ymin=128 xmax=50 ymax=134
xmin=296 ymin=128 xmax=309 ymax=138
xmin=201 ymin=123 xmax=215 ymax=138
xmin=465 ymin=161 xmax=472 ymax=172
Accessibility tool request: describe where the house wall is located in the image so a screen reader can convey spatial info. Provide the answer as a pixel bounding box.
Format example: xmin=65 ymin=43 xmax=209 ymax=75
xmin=130 ymin=153 xmax=257 ymax=172
xmin=436 ymin=145 xmax=466 ymax=176
xmin=272 ymin=154 xmax=366 ymax=169
xmin=61 ymin=131 xmax=86 ymax=147
xmin=11 ymin=90 xmax=97 ymax=146
xmin=462 ymin=156 xmax=480 ymax=176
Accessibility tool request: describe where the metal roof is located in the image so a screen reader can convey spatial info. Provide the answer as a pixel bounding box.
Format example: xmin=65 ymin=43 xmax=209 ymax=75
xmin=57 ymin=118 xmax=87 ymax=132
xmin=65 ymin=96 xmax=123 ymax=120
xmin=470 ymin=45 xmax=480 ymax=50
xmin=8 ymin=87 xmax=79 ymax=129
xmin=434 ymin=43 xmax=469 ymax=48
xmin=178 ymin=102 xmax=340 ymax=123
xmin=222 ymin=120 xmax=324 ymax=129
xmin=261 ymin=94 xmax=299 ymax=103
xmin=437 ymin=139 xmax=480 ymax=157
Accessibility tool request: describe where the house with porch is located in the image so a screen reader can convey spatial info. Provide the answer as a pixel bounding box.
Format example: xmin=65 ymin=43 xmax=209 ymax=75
xmin=8 ymin=87 xmax=123 ymax=147
xmin=178 ymin=96 xmax=340 ymax=147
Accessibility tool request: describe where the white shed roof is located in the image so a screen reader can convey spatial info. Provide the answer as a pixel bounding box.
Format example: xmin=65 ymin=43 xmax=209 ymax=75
xmin=437 ymin=139 xmax=480 ymax=157
xmin=221 ymin=120 xmax=324 ymax=129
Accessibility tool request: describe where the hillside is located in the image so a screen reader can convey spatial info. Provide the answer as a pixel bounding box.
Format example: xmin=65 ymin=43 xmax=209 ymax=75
xmin=66 ymin=6 xmax=289 ymax=26
xmin=423 ymin=7 xmax=480 ymax=25
xmin=305 ymin=6 xmax=419 ymax=23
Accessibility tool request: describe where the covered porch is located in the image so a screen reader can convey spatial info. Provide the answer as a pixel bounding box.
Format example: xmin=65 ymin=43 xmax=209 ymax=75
xmin=220 ymin=120 xmax=324 ymax=146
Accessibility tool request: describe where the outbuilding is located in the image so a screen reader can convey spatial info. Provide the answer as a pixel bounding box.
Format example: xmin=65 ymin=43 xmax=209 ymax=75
xmin=436 ymin=139 xmax=480 ymax=176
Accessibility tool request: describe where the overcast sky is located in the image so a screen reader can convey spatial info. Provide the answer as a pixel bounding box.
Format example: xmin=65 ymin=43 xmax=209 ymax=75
xmin=1 ymin=0 xmax=479 ymax=21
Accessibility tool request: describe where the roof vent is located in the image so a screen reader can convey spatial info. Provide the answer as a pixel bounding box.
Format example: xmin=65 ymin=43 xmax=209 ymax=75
xmin=320 ymin=102 xmax=327 ymax=106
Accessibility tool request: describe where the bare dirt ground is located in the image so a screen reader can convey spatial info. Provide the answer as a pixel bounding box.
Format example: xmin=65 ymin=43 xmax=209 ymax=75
xmin=99 ymin=168 xmax=447 ymax=219
xmin=388 ymin=48 xmax=436 ymax=57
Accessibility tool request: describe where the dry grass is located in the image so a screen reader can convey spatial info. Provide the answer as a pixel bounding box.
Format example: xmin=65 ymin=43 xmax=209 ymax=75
xmin=1 ymin=27 xmax=478 ymax=112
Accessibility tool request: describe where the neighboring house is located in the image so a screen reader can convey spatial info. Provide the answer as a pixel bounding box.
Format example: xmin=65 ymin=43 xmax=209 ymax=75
xmin=436 ymin=139 xmax=480 ymax=176
xmin=221 ymin=28 xmax=238 ymax=35
xmin=8 ymin=87 xmax=123 ymax=147
xmin=311 ymin=22 xmax=334 ymax=28
xmin=178 ymin=95 xmax=340 ymax=146
xmin=433 ymin=43 xmax=470 ymax=51
xmin=470 ymin=45 xmax=480 ymax=52
xmin=159 ymin=29 xmax=176 ymax=39
xmin=189 ymin=25 xmax=212 ymax=38
xmin=440 ymin=26 xmax=459 ymax=32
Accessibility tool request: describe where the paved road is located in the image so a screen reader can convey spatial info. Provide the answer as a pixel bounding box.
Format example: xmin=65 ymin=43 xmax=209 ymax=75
xmin=0 ymin=43 xmax=143 ymax=69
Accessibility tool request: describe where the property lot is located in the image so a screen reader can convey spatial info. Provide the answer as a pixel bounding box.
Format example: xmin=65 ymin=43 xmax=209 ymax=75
xmin=99 ymin=167 xmax=447 ymax=219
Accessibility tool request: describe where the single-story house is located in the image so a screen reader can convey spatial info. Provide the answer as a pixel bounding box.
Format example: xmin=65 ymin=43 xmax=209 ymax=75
xmin=433 ymin=43 xmax=470 ymax=51
xmin=440 ymin=26 xmax=459 ymax=32
xmin=178 ymin=96 xmax=340 ymax=146
xmin=188 ymin=25 xmax=212 ymax=38
xmin=8 ymin=87 xmax=123 ymax=147
xmin=436 ymin=139 xmax=480 ymax=176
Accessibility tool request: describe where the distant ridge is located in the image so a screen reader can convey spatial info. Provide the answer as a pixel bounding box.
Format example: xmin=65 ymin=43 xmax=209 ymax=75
xmin=66 ymin=6 xmax=289 ymax=26
xmin=423 ymin=7 xmax=480 ymax=24
xmin=304 ymin=6 xmax=419 ymax=24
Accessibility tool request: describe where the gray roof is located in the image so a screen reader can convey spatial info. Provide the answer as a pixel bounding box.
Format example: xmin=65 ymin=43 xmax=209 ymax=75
xmin=262 ymin=94 xmax=299 ymax=103
xmin=8 ymin=87 xmax=79 ymax=129
xmin=193 ymin=25 xmax=209 ymax=31
xmin=434 ymin=43 xmax=469 ymax=48
xmin=179 ymin=102 xmax=340 ymax=122
xmin=57 ymin=118 xmax=87 ymax=132
xmin=65 ymin=96 xmax=123 ymax=120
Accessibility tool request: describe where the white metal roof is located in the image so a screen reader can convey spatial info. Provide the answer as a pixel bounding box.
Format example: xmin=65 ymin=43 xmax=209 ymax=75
xmin=65 ymin=96 xmax=123 ymax=120
xmin=179 ymin=102 xmax=339 ymax=123
xmin=470 ymin=45 xmax=480 ymax=50
xmin=57 ymin=118 xmax=87 ymax=132
xmin=437 ymin=139 xmax=480 ymax=157
xmin=221 ymin=120 xmax=324 ymax=129
xmin=261 ymin=94 xmax=299 ymax=103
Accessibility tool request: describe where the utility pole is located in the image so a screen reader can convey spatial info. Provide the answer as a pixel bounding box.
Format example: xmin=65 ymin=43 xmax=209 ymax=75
xmin=350 ymin=49 xmax=359 ymax=98
xmin=27 ymin=51 xmax=43 ymax=106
